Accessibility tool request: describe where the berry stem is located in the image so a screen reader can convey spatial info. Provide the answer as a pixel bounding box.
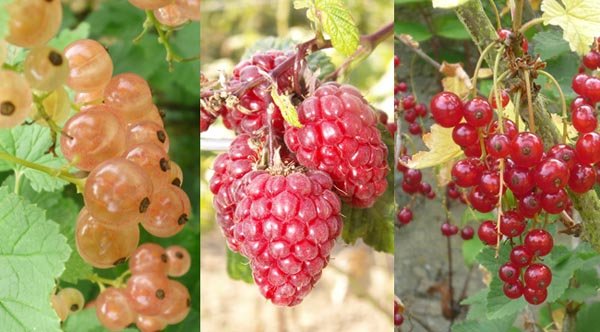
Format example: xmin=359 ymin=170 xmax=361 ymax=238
xmin=394 ymin=34 xmax=441 ymax=70
xmin=0 ymin=152 xmax=86 ymax=191
xmin=513 ymin=91 xmax=522 ymax=129
xmin=495 ymin=158 xmax=505 ymax=258
xmin=470 ymin=41 xmax=498 ymax=98
xmin=519 ymin=17 xmax=545 ymax=34
xmin=523 ymin=70 xmax=536 ymax=133
xmin=512 ymin=0 xmax=525 ymax=32
xmin=492 ymin=46 xmax=506 ymax=133
xmin=487 ymin=0 xmax=501 ymax=30
xmin=537 ymin=70 xmax=568 ymax=143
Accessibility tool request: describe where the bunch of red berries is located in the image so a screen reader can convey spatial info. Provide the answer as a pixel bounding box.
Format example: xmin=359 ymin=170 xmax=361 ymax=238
xmin=207 ymin=50 xmax=390 ymax=306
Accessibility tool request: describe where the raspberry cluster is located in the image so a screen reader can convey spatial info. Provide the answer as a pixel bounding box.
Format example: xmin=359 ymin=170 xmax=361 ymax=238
xmin=95 ymin=244 xmax=192 ymax=331
xmin=207 ymin=50 xmax=389 ymax=306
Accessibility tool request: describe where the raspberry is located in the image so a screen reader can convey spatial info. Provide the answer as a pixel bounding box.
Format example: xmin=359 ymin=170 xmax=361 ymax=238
xmin=284 ymin=83 xmax=389 ymax=208
xmin=224 ymin=50 xmax=293 ymax=134
xmin=200 ymin=105 xmax=217 ymax=132
xmin=209 ymin=134 xmax=260 ymax=251
xmin=233 ymin=169 xmax=343 ymax=306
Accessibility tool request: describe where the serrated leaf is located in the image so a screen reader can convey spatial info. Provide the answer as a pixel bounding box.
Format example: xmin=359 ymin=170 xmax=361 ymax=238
xmin=47 ymin=23 xmax=91 ymax=50
xmin=226 ymin=248 xmax=253 ymax=283
xmin=0 ymin=125 xmax=69 ymax=192
xmin=541 ymin=0 xmax=600 ymax=55
xmin=315 ymin=0 xmax=359 ymax=56
xmin=63 ymin=309 xmax=137 ymax=332
xmin=404 ymin=124 xmax=463 ymax=169
xmin=532 ymin=29 xmax=571 ymax=60
xmin=451 ymin=315 xmax=517 ymax=332
xmin=2 ymin=176 xmax=90 ymax=284
xmin=432 ymin=0 xmax=471 ymax=9
xmin=0 ymin=186 xmax=70 ymax=331
xmin=462 ymin=239 xmax=484 ymax=267
xmin=271 ymin=88 xmax=303 ymax=128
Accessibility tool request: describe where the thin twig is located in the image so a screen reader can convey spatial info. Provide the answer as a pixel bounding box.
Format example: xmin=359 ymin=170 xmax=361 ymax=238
xmin=395 ymin=35 xmax=441 ymax=70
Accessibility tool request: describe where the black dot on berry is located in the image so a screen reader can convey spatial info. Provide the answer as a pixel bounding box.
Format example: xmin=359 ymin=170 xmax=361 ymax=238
xmin=156 ymin=289 xmax=165 ymax=299
xmin=159 ymin=158 xmax=170 ymax=172
xmin=160 ymin=253 xmax=168 ymax=262
xmin=1 ymin=101 xmax=15 ymax=116
xmin=172 ymin=178 xmax=182 ymax=187
xmin=48 ymin=51 xmax=63 ymax=66
xmin=157 ymin=130 xmax=166 ymax=143
xmin=177 ymin=214 xmax=188 ymax=225
xmin=113 ymin=257 xmax=126 ymax=266
xmin=522 ymin=146 xmax=531 ymax=156
xmin=139 ymin=197 xmax=150 ymax=213
xmin=175 ymin=251 xmax=183 ymax=259
xmin=475 ymin=111 xmax=483 ymax=119
xmin=186 ymin=297 xmax=191 ymax=307
xmin=70 ymin=304 xmax=79 ymax=312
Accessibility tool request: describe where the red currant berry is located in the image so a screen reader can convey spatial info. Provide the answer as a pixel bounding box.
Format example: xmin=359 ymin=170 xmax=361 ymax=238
xmin=441 ymin=222 xmax=458 ymax=236
xmin=415 ymin=103 xmax=428 ymax=117
xmin=402 ymin=95 xmax=416 ymax=110
xmin=419 ymin=182 xmax=433 ymax=195
xmin=572 ymin=73 xmax=589 ymax=96
xmin=486 ymin=134 xmax=511 ymax=158
xmin=394 ymin=55 xmax=400 ymax=67
xmin=505 ymin=167 xmax=535 ymax=197
xmin=447 ymin=182 xmax=461 ymax=199
xmin=498 ymin=262 xmax=520 ymax=283
xmin=524 ymin=229 xmax=553 ymax=257
xmin=584 ymin=76 xmax=600 ymax=103
xmin=576 ymin=132 xmax=600 ymax=165
xmin=510 ymin=245 xmax=533 ymax=268
xmin=397 ymin=207 xmax=413 ymax=225
xmin=517 ymin=191 xmax=542 ymax=218
xmin=570 ymin=96 xmax=591 ymax=112
xmin=499 ymin=210 xmax=526 ymax=238
xmin=533 ymin=158 xmax=569 ymax=194
xmin=489 ymin=119 xmax=518 ymax=140
xmin=510 ymin=132 xmax=544 ymax=168
xmin=408 ymin=122 xmax=422 ymax=135
xmin=541 ymin=189 xmax=568 ymax=214
xmin=547 ymin=144 xmax=579 ymax=170
xmin=583 ymin=51 xmax=600 ymax=70
xmin=468 ymin=187 xmax=497 ymax=213
xmin=490 ymin=89 xmax=510 ymax=109
xmin=463 ymin=97 xmax=493 ymax=127
xmin=478 ymin=220 xmax=498 ymax=245
xmin=523 ymin=287 xmax=547 ymax=305
xmin=568 ymin=163 xmax=596 ymax=193
xmin=524 ymin=263 xmax=552 ymax=290
xmin=451 ymin=158 xmax=484 ymax=187
xmin=572 ymin=104 xmax=597 ymax=133
xmin=478 ymin=171 xmax=501 ymax=196
xmin=463 ymin=142 xmax=483 ymax=158
xmin=403 ymin=108 xmax=418 ymax=123
xmin=503 ymin=281 xmax=524 ymax=299
xmin=430 ymin=91 xmax=464 ymax=128
xmin=404 ymin=169 xmax=422 ymax=185
xmin=461 ymin=226 xmax=475 ymax=240
xmin=452 ymin=123 xmax=478 ymax=147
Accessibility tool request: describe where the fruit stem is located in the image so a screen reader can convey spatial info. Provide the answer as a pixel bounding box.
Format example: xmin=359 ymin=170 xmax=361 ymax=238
xmin=394 ymin=34 xmax=441 ymax=70
xmin=523 ymin=70 xmax=536 ymax=133
xmin=471 ymin=41 xmax=498 ymax=98
xmin=0 ymin=152 xmax=86 ymax=191
xmin=495 ymin=158 xmax=505 ymax=258
xmin=88 ymin=273 xmax=126 ymax=289
xmin=512 ymin=0 xmax=525 ymax=32
xmin=487 ymin=0 xmax=502 ymax=30
xmin=538 ymin=70 xmax=568 ymax=143
xmin=492 ymin=46 xmax=506 ymax=133
xmin=519 ymin=17 xmax=545 ymax=34
xmin=513 ymin=91 xmax=522 ymax=130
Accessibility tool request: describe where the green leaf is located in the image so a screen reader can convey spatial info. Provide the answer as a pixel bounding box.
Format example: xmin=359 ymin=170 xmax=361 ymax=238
xmin=576 ymin=302 xmax=600 ymax=332
xmin=2 ymin=176 xmax=90 ymax=284
xmin=462 ymin=288 xmax=488 ymax=320
xmin=0 ymin=125 xmax=69 ymax=192
xmin=0 ymin=1 xmax=13 ymax=41
xmin=63 ymin=308 xmax=137 ymax=332
xmin=341 ymin=124 xmax=394 ymax=253
xmin=226 ymin=248 xmax=253 ymax=283
xmin=47 ymin=22 xmax=91 ymax=50
xmin=0 ymin=186 xmax=70 ymax=331
xmin=451 ymin=314 xmax=517 ymax=332
xmin=394 ymin=21 xmax=432 ymax=42
xmin=432 ymin=15 xmax=471 ymax=40
xmin=315 ymin=0 xmax=360 ymax=56
xmin=271 ymin=89 xmax=302 ymax=128
xmin=462 ymin=238 xmax=484 ymax=267
xmin=532 ymin=29 xmax=571 ymax=60
xmin=461 ymin=207 xmax=494 ymax=225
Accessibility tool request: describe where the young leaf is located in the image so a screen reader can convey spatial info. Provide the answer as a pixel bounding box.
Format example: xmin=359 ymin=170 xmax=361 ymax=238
xmin=226 ymin=248 xmax=253 ymax=283
xmin=404 ymin=124 xmax=463 ymax=169
xmin=541 ymin=0 xmax=600 ymax=55
xmin=315 ymin=0 xmax=360 ymax=56
xmin=47 ymin=23 xmax=91 ymax=50
xmin=271 ymin=88 xmax=303 ymax=128
xmin=432 ymin=0 xmax=471 ymax=9
xmin=0 ymin=187 xmax=71 ymax=331
xmin=0 ymin=125 xmax=69 ymax=192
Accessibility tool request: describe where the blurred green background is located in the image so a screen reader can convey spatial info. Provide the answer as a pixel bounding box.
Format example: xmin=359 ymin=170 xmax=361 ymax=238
xmin=52 ymin=1 xmax=199 ymax=330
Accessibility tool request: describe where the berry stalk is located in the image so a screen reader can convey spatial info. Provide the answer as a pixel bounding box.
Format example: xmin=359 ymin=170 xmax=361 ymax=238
xmin=0 ymin=151 xmax=85 ymax=190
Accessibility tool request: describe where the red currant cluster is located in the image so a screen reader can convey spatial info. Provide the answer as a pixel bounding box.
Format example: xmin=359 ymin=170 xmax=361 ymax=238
xmin=394 ymin=59 xmax=429 ymax=136
xmin=206 ymin=50 xmax=389 ymax=306
xmin=95 ymin=244 xmax=192 ymax=331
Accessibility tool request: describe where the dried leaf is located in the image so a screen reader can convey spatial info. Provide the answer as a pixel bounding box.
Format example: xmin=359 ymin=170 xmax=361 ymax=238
xmin=404 ymin=124 xmax=463 ymax=170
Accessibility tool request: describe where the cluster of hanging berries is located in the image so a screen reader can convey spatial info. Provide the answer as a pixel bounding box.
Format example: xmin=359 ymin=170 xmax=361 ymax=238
xmin=394 ymin=297 xmax=404 ymax=327
xmin=205 ymin=50 xmax=390 ymax=306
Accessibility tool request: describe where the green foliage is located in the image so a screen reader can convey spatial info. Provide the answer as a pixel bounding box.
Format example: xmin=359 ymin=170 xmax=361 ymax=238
xmin=0 ymin=0 xmax=13 ymax=41
xmin=394 ymin=21 xmax=432 ymax=42
xmin=0 ymin=187 xmax=70 ymax=331
xmin=576 ymin=302 xmax=600 ymax=332
xmin=47 ymin=23 xmax=90 ymax=50
xmin=63 ymin=309 xmax=137 ymax=332
xmin=532 ymin=29 xmax=571 ymax=61
xmin=0 ymin=125 xmax=69 ymax=192
xmin=431 ymin=14 xmax=470 ymax=40
xmin=462 ymin=238 xmax=484 ymax=267
xmin=226 ymin=248 xmax=254 ymax=283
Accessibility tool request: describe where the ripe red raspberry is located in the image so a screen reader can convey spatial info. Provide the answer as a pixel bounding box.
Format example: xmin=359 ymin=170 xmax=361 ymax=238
xmin=209 ymin=134 xmax=260 ymax=251
xmin=200 ymin=105 xmax=217 ymax=132
xmin=224 ymin=50 xmax=294 ymax=134
xmin=232 ymin=169 xmax=343 ymax=306
xmin=284 ymin=83 xmax=389 ymax=208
